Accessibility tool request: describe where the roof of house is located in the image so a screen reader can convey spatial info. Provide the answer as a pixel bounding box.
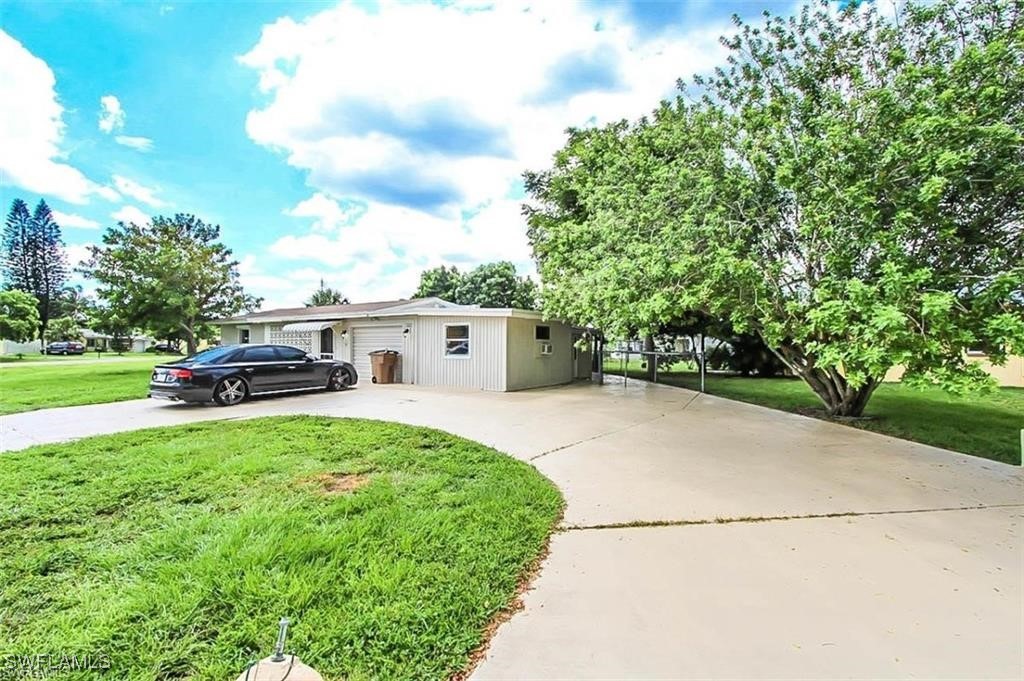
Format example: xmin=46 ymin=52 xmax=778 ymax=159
xmin=215 ymin=297 xmax=550 ymax=324
xmin=217 ymin=298 xmax=420 ymax=323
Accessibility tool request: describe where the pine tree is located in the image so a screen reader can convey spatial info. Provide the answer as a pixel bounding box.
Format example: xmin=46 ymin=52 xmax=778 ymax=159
xmin=2 ymin=198 xmax=35 ymax=292
xmin=30 ymin=200 xmax=69 ymax=342
xmin=1 ymin=198 xmax=69 ymax=344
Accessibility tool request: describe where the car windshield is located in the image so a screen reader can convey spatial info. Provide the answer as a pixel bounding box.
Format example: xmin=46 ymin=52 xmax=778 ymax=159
xmin=183 ymin=346 xmax=236 ymax=364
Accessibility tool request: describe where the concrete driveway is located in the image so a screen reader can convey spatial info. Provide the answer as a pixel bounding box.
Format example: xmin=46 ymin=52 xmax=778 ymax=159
xmin=2 ymin=379 xmax=1021 ymax=678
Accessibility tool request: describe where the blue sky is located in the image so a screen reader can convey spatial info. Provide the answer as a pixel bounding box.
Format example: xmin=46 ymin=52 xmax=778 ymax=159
xmin=0 ymin=0 xmax=795 ymax=308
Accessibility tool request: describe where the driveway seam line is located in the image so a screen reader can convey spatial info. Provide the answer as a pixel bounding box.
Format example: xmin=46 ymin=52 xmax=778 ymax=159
xmin=561 ymin=503 xmax=1024 ymax=532
xmin=527 ymin=392 xmax=702 ymax=462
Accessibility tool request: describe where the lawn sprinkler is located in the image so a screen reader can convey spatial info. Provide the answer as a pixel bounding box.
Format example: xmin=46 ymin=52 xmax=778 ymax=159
xmin=236 ymin=618 xmax=324 ymax=681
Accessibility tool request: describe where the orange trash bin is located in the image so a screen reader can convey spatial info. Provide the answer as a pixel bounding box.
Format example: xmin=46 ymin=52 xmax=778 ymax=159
xmin=369 ymin=349 xmax=399 ymax=384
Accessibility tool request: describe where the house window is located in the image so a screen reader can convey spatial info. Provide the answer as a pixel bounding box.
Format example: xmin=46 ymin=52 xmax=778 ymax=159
xmin=444 ymin=324 xmax=470 ymax=357
xmin=535 ymin=325 xmax=551 ymax=340
xmin=239 ymin=328 xmax=250 ymax=344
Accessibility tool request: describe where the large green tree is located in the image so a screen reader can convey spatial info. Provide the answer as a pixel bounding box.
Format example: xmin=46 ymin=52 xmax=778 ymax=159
xmin=0 ymin=289 xmax=40 ymax=343
xmin=526 ymin=0 xmax=1024 ymax=417
xmin=412 ymin=262 xmax=539 ymax=308
xmin=80 ymin=214 xmax=261 ymax=354
xmin=456 ymin=261 xmax=539 ymax=309
xmin=47 ymin=316 xmax=83 ymax=342
xmin=1 ymin=198 xmax=69 ymax=344
xmin=413 ymin=265 xmax=463 ymax=301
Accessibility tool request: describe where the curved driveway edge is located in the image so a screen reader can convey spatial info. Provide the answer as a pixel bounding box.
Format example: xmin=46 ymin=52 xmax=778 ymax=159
xmin=2 ymin=379 xmax=1021 ymax=678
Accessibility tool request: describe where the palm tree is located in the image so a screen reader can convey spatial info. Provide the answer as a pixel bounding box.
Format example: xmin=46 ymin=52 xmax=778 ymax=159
xmin=305 ymin=281 xmax=349 ymax=307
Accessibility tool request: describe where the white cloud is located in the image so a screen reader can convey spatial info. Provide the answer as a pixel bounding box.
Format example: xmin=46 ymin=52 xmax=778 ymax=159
xmin=52 ymin=210 xmax=100 ymax=229
xmin=239 ymin=1 xmax=727 ymax=209
xmin=98 ymin=95 xmax=125 ymax=134
xmin=111 ymin=175 xmax=165 ymax=207
xmin=64 ymin=243 xmax=95 ymax=269
xmin=111 ymin=205 xmax=149 ymax=225
xmin=239 ymin=1 xmax=730 ymax=304
xmin=114 ymin=135 xmax=154 ymax=152
xmin=283 ymin=192 xmax=364 ymax=233
xmin=261 ymin=194 xmax=535 ymax=305
xmin=0 ymin=31 xmax=113 ymax=204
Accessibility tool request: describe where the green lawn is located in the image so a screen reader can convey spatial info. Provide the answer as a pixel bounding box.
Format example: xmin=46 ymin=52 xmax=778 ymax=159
xmin=0 ymin=417 xmax=563 ymax=680
xmin=0 ymin=355 xmax=166 ymax=414
xmin=0 ymin=352 xmax=169 ymax=363
xmin=605 ymin=358 xmax=1023 ymax=465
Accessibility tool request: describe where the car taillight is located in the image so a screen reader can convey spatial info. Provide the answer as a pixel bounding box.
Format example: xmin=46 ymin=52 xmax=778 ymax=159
xmin=170 ymin=368 xmax=193 ymax=380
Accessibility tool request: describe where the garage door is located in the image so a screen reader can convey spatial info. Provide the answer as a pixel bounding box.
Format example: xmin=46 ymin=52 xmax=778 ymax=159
xmin=352 ymin=325 xmax=404 ymax=383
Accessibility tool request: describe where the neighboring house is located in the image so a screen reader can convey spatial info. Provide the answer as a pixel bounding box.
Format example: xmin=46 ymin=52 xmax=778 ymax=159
xmin=213 ymin=297 xmax=594 ymax=392
xmin=1 ymin=330 xmax=154 ymax=355
xmin=81 ymin=329 xmax=154 ymax=353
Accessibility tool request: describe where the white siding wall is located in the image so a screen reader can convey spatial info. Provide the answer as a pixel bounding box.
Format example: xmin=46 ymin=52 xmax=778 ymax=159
xmin=412 ymin=315 xmax=507 ymax=391
xmin=220 ymin=326 xmax=239 ymax=345
xmin=506 ymin=317 xmax=575 ymax=391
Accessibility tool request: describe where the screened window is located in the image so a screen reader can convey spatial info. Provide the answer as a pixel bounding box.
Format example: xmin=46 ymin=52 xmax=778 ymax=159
xmin=445 ymin=324 xmax=470 ymax=357
xmin=535 ymin=325 xmax=551 ymax=340
xmin=239 ymin=346 xmax=279 ymax=362
xmin=239 ymin=328 xmax=251 ymax=344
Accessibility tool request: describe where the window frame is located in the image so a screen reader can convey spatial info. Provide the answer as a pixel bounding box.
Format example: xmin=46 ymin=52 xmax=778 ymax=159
xmin=239 ymin=328 xmax=251 ymax=344
xmin=239 ymin=345 xmax=279 ymax=363
xmin=276 ymin=346 xmax=309 ymax=362
xmin=534 ymin=325 xmax=551 ymax=341
xmin=443 ymin=323 xmax=471 ymax=359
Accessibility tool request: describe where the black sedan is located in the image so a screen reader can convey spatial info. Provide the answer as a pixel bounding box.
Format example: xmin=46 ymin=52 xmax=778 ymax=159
xmin=149 ymin=344 xmax=358 ymax=406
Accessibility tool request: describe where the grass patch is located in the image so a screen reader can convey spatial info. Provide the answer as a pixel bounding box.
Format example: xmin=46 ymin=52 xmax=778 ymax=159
xmin=0 ymin=353 xmax=147 ymax=363
xmin=0 ymin=416 xmax=563 ymax=680
xmin=0 ymin=356 xmax=164 ymax=414
xmin=606 ymin=358 xmax=1023 ymax=464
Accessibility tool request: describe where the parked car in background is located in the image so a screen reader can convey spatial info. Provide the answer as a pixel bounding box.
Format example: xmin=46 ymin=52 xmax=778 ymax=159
xmin=45 ymin=341 xmax=85 ymax=355
xmin=148 ymin=344 xmax=358 ymax=406
xmin=148 ymin=342 xmax=183 ymax=354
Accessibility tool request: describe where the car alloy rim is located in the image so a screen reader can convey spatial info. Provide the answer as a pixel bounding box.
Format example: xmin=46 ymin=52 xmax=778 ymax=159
xmin=332 ymin=369 xmax=350 ymax=389
xmin=220 ymin=378 xmax=245 ymax=403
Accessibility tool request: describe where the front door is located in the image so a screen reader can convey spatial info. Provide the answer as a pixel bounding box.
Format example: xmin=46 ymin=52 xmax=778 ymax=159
xmin=320 ymin=327 xmax=334 ymax=359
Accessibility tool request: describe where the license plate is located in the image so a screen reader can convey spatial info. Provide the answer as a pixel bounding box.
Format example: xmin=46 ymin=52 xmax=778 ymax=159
xmin=156 ymin=373 xmax=175 ymax=383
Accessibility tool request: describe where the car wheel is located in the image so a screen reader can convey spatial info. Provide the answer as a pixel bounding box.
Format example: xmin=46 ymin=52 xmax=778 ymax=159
xmin=327 ymin=367 xmax=353 ymax=391
xmin=213 ymin=377 xmax=248 ymax=406
xmin=62 ymin=350 xmax=68 ymax=355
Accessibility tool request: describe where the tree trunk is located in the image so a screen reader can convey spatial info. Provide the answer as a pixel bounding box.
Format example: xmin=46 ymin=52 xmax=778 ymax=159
xmin=770 ymin=341 xmax=880 ymax=417
xmin=643 ymin=335 xmax=656 ymax=382
xmin=181 ymin=323 xmax=198 ymax=355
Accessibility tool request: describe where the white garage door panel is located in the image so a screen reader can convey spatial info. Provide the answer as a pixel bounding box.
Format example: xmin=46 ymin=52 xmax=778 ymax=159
xmin=352 ymin=326 xmax=404 ymax=382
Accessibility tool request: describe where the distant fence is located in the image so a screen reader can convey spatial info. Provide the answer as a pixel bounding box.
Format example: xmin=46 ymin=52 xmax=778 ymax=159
xmin=598 ymin=349 xmax=708 ymax=393
xmin=1 ymin=340 xmax=41 ymax=355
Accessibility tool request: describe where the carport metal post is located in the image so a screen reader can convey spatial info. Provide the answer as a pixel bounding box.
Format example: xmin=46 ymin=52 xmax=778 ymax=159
xmin=699 ymin=333 xmax=706 ymax=393
xmin=622 ymin=350 xmax=628 ymax=388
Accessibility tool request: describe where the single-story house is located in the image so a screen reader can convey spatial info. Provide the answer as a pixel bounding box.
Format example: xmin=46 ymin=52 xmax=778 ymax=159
xmin=81 ymin=329 xmax=154 ymax=353
xmin=213 ymin=297 xmax=595 ymax=391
